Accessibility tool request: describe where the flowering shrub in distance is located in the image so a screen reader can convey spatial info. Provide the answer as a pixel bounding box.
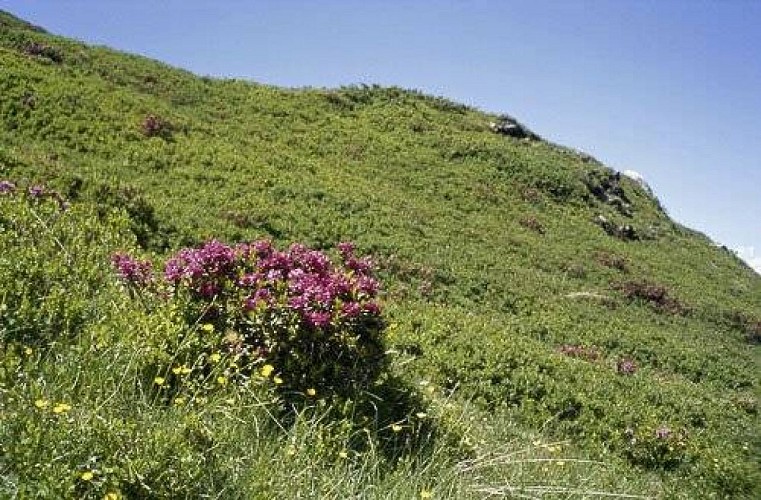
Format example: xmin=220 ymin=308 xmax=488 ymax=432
xmin=0 ymin=179 xmax=69 ymax=211
xmin=141 ymin=114 xmax=172 ymax=139
xmin=112 ymin=239 xmax=385 ymax=395
xmin=0 ymin=180 xmax=16 ymax=194
xmin=557 ymin=344 xmax=601 ymax=362
xmin=623 ymin=423 xmax=691 ymax=470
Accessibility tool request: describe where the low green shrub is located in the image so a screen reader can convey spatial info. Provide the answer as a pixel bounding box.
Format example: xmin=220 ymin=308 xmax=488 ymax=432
xmin=0 ymin=181 xmax=133 ymax=346
xmin=23 ymin=41 xmax=63 ymax=63
xmin=623 ymin=422 xmax=691 ymax=470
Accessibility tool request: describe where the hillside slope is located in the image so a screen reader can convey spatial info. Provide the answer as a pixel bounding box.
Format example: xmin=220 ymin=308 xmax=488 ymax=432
xmin=1 ymin=10 xmax=760 ymax=498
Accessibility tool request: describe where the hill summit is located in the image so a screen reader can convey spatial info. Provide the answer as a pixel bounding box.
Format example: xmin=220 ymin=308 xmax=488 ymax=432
xmin=1 ymin=10 xmax=759 ymax=498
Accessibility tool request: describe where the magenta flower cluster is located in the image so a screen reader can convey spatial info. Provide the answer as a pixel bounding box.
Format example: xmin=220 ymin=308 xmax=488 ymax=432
xmin=111 ymin=252 xmax=154 ymax=287
xmin=113 ymin=239 xmax=381 ymax=330
xmin=164 ymin=239 xmax=381 ymax=329
xmin=112 ymin=239 xmax=385 ymax=392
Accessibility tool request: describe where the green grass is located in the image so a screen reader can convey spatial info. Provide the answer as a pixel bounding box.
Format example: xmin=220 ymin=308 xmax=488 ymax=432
xmin=1 ymin=9 xmax=760 ymax=498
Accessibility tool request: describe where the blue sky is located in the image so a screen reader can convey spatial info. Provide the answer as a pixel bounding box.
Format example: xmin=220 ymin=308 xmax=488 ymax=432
xmin=3 ymin=1 xmax=760 ymax=272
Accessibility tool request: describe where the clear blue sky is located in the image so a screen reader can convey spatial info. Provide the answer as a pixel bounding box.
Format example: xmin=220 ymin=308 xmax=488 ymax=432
xmin=3 ymin=0 xmax=760 ymax=272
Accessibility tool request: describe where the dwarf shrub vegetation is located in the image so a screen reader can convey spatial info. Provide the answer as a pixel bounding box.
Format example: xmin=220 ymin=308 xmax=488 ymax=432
xmin=112 ymin=239 xmax=385 ymax=396
xmin=0 ymin=181 xmax=132 ymax=346
xmin=1 ymin=9 xmax=760 ymax=498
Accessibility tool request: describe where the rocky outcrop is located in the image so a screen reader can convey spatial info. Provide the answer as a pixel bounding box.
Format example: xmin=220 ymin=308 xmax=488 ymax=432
xmin=594 ymin=214 xmax=639 ymax=241
xmin=489 ymin=114 xmax=540 ymax=140
xmin=584 ymin=171 xmax=633 ymax=217
xmin=622 ymin=170 xmax=654 ymax=196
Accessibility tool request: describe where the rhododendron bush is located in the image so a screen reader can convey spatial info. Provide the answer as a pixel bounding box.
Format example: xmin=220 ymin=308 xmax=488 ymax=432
xmin=112 ymin=239 xmax=385 ymax=395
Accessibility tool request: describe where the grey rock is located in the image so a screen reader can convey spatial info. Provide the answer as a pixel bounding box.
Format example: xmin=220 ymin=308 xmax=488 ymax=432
xmin=489 ymin=114 xmax=540 ymax=140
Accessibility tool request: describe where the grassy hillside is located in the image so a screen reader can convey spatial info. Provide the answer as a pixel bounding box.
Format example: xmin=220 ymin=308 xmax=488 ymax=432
xmin=1 ymin=10 xmax=760 ymax=498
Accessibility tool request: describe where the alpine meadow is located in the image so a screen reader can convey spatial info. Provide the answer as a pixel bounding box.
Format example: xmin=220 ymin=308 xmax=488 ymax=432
xmin=1 ymin=10 xmax=760 ymax=499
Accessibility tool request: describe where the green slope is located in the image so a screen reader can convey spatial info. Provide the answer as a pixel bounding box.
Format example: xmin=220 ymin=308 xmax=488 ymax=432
xmin=1 ymin=10 xmax=759 ymax=498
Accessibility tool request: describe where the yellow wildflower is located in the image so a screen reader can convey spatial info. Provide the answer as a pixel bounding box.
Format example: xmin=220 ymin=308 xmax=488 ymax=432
xmin=338 ymin=450 xmax=348 ymax=459
xmin=415 ymin=412 xmax=428 ymax=419
xmin=306 ymin=388 xmax=316 ymax=397
xmin=201 ymin=323 xmax=214 ymax=333
xmin=173 ymin=397 xmax=186 ymax=406
xmin=80 ymin=470 xmax=94 ymax=481
xmin=104 ymin=493 xmax=119 ymax=500
xmin=273 ymin=376 xmax=284 ymax=385
xmin=24 ymin=346 xmax=33 ymax=356
xmin=391 ymin=424 xmax=403 ymax=433
xmin=154 ymin=376 xmax=165 ymax=386
xmin=34 ymin=399 xmax=49 ymax=409
xmin=209 ymin=353 xmax=221 ymax=363
xmin=260 ymin=364 xmax=274 ymax=378
xmin=172 ymin=365 xmax=192 ymax=375
xmin=217 ymin=376 xmax=227 ymax=385
xmin=420 ymin=489 xmax=433 ymax=499
xmin=52 ymin=402 xmax=71 ymax=414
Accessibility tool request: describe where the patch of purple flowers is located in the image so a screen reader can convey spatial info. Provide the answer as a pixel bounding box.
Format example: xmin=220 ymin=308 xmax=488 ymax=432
xmin=557 ymin=344 xmax=601 ymax=362
xmin=1 ymin=180 xmax=68 ymax=210
xmin=163 ymin=239 xmax=238 ymax=291
xmin=0 ymin=180 xmax=16 ymax=195
xmin=6 ymin=181 xmax=69 ymax=211
xmin=243 ymin=288 xmax=273 ymax=311
xmin=27 ymin=185 xmax=46 ymax=198
xmin=111 ymin=252 xmax=153 ymax=286
xmin=113 ymin=239 xmax=385 ymax=392
xmin=113 ymin=239 xmax=381 ymax=329
xmin=616 ymin=357 xmax=638 ymax=375
xmin=337 ymin=241 xmax=355 ymax=258
xmin=341 ymin=301 xmax=362 ymax=318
